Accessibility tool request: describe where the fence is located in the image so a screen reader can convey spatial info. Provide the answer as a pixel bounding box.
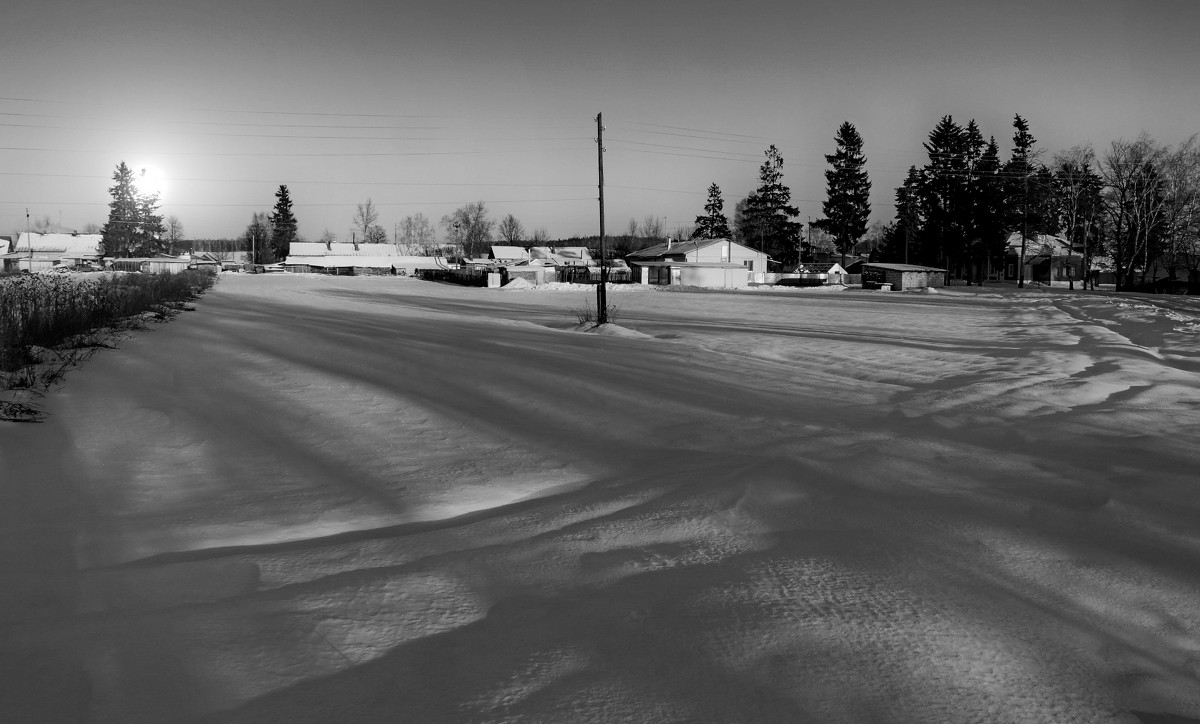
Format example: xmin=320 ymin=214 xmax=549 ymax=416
xmin=415 ymin=267 xmax=489 ymax=286
xmin=557 ymin=266 xmax=633 ymax=284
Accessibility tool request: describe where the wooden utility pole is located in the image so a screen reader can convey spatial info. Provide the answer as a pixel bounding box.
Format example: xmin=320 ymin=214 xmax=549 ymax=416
xmin=1018 ymin=169 xmax=1027 ymax=288
xmin=596 ymin=113 xmax=608 ymax=324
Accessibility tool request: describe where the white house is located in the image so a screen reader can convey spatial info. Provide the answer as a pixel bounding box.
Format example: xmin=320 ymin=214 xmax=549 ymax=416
xmin=625 ymin=237 xmax=767 ymax=289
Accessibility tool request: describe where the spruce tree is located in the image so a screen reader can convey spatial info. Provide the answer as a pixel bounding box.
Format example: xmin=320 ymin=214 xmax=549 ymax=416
xmin=137 ymin=192 xmax=164 ymax=256
xmin=745 ymin=145 xmax=801 ymax=267
xmin=918 ymin=116 xmax=970 ymax=268
xmin=1003 ymin=114 xmax=1056 ymax=287
xmin=101 ymin=162 xmax=140 ymax=258
xmin=816 ymin=122 xmax=872 ymax=267
xmin=972 ymin=137 xmax=1008 ymax=282
xmin=269 ymin=184 xmax=298 ymax=261
xmin=692 ymin=183 xmax=731 ymax=239
xmin=887 ymin=166 xmax=924 ymax=264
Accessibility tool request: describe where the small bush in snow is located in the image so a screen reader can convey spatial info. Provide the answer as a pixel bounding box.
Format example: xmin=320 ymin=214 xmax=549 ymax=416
xmin=571 ymin=301 xmax=620 ymax=327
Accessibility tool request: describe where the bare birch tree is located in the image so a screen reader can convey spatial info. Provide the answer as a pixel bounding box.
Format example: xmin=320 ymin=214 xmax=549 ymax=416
xmin=1100 ymin=135 xmax=1169 ymax=290
xmin=497 ymin=214 xmax=525 ymax=245
xmin=164 ymin=215 xmax=185 ymax=255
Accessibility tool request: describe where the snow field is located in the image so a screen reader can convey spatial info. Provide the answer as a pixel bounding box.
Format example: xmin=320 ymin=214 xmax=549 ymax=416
xmin=2 ymin=273 xmax=1199 ymax=723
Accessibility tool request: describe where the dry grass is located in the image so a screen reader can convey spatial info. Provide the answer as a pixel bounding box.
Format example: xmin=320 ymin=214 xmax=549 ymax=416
xmin=0 ymin=269 xmax=216 ymax=421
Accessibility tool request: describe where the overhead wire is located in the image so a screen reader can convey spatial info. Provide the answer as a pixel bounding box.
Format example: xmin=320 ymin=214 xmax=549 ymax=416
xmin=3 ymin=95 xmax=986 ymax=225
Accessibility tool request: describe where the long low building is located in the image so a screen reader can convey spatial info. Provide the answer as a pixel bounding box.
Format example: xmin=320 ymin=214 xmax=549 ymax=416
xmin=282 ymin=254 xmax=450 ymax=275
xmin=1 ymin=232 xmax=102 ymax=272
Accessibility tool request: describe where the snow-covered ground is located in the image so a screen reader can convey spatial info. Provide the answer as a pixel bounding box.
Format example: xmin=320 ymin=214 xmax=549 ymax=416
xmin=2 ymin=274 xmax=1199 ymax=723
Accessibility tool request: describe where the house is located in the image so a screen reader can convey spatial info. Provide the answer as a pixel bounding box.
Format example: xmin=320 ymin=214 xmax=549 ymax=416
xmin=626 ymin=237 xmax=767 ymax=289
xmin=1 ymin=232 xmax=103 ymax=272
xmin=1003 ymin=232 xmax=1085 ymax=285
xmin=554 ymin=247 xmax=593 ymax=266
xmin=527 ymin=246 xmax=594 ymax=267
xmin=861 ymin=263 xmax=947 ymax=291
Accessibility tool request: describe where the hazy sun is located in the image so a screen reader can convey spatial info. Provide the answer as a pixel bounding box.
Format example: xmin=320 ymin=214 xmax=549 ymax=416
xmin=134 ymin=164 xmax=167 ymax=200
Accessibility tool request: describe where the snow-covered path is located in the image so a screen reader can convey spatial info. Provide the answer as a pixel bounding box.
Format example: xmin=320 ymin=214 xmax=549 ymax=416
xmin=2 ymin=275 xmax=1199 ymax=723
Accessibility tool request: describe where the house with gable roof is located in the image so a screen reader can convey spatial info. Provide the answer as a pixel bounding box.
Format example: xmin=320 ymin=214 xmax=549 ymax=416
xmin=1003 ymin=232 xmax=1085 ymax=285
xmin=625 ymin=237 xmax=767 ymax=289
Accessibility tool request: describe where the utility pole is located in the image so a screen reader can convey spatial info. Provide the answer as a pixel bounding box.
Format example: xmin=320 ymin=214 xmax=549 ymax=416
xmin=26 ymin=208 xmax=32 ymax=263
xmin=596 ymin=113 xmax=608 ymax=325
xmin=1018 ymin=168 xmax=1027 ymax=289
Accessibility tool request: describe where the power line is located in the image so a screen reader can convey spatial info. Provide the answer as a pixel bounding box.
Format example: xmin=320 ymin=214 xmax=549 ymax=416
xmin=0 ymin=171 xmax=598 ymax=189
xmin=0 ymin=145 xmax=592 ymax=158
xmin=608 ymin=184 xmax=704 ymax=196
xmin=607 ymin=138 xmax=760 ymax=160
xmin=619 ymin=120 xmax=772 ymax=142
xmin=1 ymin=198 xmax=599 ymax=209
xmin=0 ymin=95 xmax=593 ymax=123
xmin=608 ymin=146 xmax=763 ymax=164
xmin=615 ymin=126 xmax=769 ymax=146
xmin=0 ymin=119 xmax=595 ymax=142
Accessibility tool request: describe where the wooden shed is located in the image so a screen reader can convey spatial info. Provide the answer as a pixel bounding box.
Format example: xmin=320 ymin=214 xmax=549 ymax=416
xmin=861 ymin=263 xmax=947 ymax=291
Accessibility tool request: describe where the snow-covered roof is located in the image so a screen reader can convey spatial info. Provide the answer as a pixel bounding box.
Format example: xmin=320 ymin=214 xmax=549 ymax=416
xmin=797 ymin=262 xmax=847 ymax=274
xmin=554 ymin=246 xmax=592 ymax=261
xmin=285 ymin=256 xmax=397 ymax=268
xmin=15 ymin=232 xmax=102 ymax=255
xmin=525 ymin=246 xmax=593 ymax=266
xmin=490 ymin=245 xmax=529 ymax=261
xmin=1006 ymin=232 xmax=1074 ymax=256
xmin=627 ymin=237 xmax=751 ymax=260
xmin=289 ymin=242 xmax=398 ymax=257
xmin=630 ymin=260 xmax=749 ymax=269
xmin=864 ymin=262 xmax=948 ymax=272
xmin=284 ymin=255 xmax=449 ymax=268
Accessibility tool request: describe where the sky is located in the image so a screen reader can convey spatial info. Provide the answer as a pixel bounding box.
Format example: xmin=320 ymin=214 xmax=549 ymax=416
xmin=2 ymin=0 xmax=1199 ymax=242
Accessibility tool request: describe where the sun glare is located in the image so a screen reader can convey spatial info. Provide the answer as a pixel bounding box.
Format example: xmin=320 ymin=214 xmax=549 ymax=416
xmin=134 ymin=165 xmax=167 ymax=200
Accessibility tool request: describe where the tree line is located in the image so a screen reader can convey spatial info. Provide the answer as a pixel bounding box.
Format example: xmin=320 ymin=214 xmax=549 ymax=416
xmin=675 ymin=115 xmax=1198 ymax=291
xmin=872 ymin=116 xmax=1199 ymax=290
xmin=97 ymin=114 xmax=1198 ymax=287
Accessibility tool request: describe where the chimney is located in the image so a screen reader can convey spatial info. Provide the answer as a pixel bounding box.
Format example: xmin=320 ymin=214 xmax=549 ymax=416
xmin=666 ymin=236 xmax=672 ymax=250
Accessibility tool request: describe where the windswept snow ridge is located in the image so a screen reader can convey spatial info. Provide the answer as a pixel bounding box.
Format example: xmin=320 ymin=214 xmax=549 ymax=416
xmin=2 ymin=275 xmax=1199 ymax=723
